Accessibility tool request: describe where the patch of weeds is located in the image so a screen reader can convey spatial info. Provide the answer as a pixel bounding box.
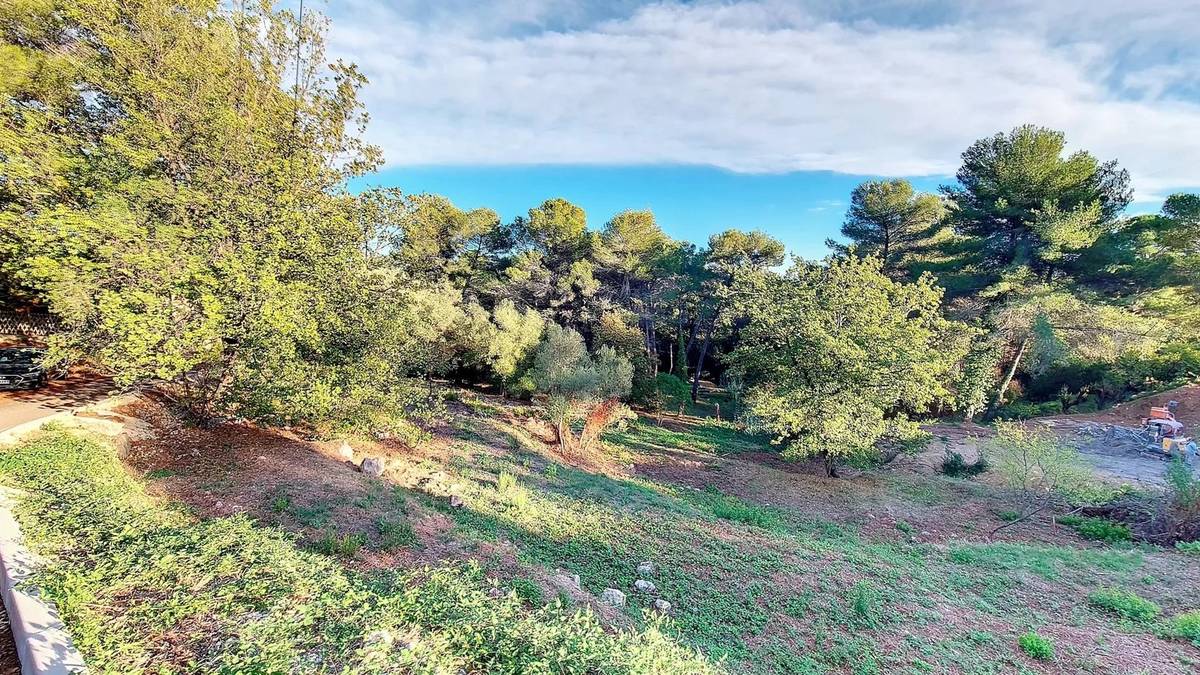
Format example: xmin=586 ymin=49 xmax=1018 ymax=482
xmin=312 ymin=531 xmax=366 ymax=557
xmin=949 ymin=542 xmax=1142 ymax=580
xmin=145 ymin=468 xmax=176 ymax=479
xmin=1057 ymin=515 xmax=1131 ymax=543
xmin=292 ymin=500 xmax=334 ymax=528
xmin=1176 ymin=540 xmax=1200 ymax=555
xmin=510 ymin=577 xmax=544 ymax=606
xmin=896 ymin=482 xmax=946 ymax=506
xmin=496 ymin=470 xmax=533 ymax=512
xmin=1167 ymin=611 xmax=1200 ymax=645
xmin=848 ymin=581 xmax=880 ymax=628
xmin=966 ymin=630 xmax=996 ymax=645
xmin=376 ymin=516 xmax=417 ymax=550
xmin=695 ymin=486 xmax=781 ymax=529
xmin=995 ymin=510 xmax=1021 ymax=522
xmin=1088 ymin=587 xmax=1160 ymax=622
xmin=543 ymin=463 xmax=559 ymax=480
xmin=894 ymin=520 xmax=916 ymax=536
xmin=1018 ymin=631 xmax=1054 ymax=660
xmin=270 ymin=493 xmax=292 ymax=514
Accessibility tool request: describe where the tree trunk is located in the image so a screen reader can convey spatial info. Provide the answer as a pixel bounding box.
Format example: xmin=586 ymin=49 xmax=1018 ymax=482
xmin=992 ymin=336 xmax=1029 ymax=410
xmin=691 ymin=332 xmax=711 ymax=403
xmin=823 ymin=453 xmax=838 ymax=478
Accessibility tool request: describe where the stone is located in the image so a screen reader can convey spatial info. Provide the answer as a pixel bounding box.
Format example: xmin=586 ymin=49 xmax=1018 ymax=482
xmin=600 ymin=588 xmax=626 ymax=607
xmin=652 ymin=598 xmax=672 ymax=612
xmin=449 ymin=494 xmax=465 ymax=508
xmin=363 ymin=629 xmax=393 ymax=651
xmin=636 ymin=561 xmax=655 ymax=576
xmin=633 ymin=579 xmax=656 ymax=593
xmin=337 ymin=441 xmax=354 ymax=461
xmin=360 ymin=457 xmax=385 ymax=477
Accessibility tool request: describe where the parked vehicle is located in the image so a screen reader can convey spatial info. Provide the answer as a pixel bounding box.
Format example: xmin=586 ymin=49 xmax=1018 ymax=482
xmin=0 ymin=347 xmax=67 ymax=390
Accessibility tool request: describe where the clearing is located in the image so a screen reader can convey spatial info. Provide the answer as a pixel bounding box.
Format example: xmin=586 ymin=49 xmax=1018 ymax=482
xmin=2 ymin=387 xmax=1199 ymax=673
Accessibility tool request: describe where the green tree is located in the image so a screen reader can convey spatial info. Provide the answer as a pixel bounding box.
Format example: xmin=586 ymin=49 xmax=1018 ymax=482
xmin=729 ymin=256 xmax=967 ymax=476
xmin=942 ymin=125 xmax=1132 ymax=287
xmin=0 ymin=0 xmax=395 ymax=421
xmin=687 ymin=229 xmax=785 ymax=401
xmin=528 ymin=324 xmax=633 ymax=454
xmin=827 ymin=179 xmax=946 ymax=277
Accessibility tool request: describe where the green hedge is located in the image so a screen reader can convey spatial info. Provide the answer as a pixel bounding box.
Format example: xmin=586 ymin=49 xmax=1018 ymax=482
xmin=0 ymin=430 xmax=720 ymax=674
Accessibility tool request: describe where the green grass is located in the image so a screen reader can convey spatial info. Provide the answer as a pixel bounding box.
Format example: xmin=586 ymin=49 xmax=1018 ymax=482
xmin=1176 ymin=540 xmax=1200 ymax=555
xmin=604 ymin=418 xmax=768 ymax=456
xmin=376 ymin=515 xmax=417 ymax=550
xmin=1018 ymin=631 xmax=1054 ymax=660
xmin=693 ymin=486 xmax=782 ymax=529
xmin=1057 ymin=515 xmax=1132 ymax=543
xmin=0 ymin=431 xmax=719 ymax=674
xmin=1088 ymin=587 xmax=1161 ymax=622
xmin=1168 ymin=611 xmax=1200 ymax=645
xmin=948 ymin=542 xmax=1142 ymax=580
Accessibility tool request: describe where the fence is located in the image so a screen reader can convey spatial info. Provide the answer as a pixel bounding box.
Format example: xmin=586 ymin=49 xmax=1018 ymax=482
xmin=0 ymin=312 xmax=57 ymax=339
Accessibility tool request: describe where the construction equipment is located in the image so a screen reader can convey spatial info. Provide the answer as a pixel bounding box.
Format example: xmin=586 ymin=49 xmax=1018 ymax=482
xmin=1143 ymin=406 xmax=1184 ymax=441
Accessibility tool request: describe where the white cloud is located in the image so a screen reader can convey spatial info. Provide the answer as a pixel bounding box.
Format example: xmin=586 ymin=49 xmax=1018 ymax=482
xmin=325 ymin=0 xmax=1200 ymax=197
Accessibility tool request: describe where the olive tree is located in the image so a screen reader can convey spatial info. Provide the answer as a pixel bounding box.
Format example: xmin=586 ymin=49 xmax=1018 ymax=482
xmin=528 ymin=324 xmax=633 ymax=454
xmin=729 ymin=256 xmax=968 ymax=476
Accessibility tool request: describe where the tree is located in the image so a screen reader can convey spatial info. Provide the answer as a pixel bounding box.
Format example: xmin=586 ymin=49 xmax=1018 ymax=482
xmin=827 ymin=179 xmax=945 ymax=277
xmin=729 ymin=256 xmax=967 ymax=476
xmin=505 ymin=199 xmax=605 ymax=327
xmin=987 ymin=422 xmax=1091 ymax=536
xmin=0 ymin=0 xmax=391 ymax=422
xmin=687 ymin=229 xmax=784 ymax=401
xmin=486 ymin=300 xmax=545 ymax=389
xmin=528 ymin=324 xmax=633 ymax=454
xmin=942 ymin=125 xmax=1132 ymax=287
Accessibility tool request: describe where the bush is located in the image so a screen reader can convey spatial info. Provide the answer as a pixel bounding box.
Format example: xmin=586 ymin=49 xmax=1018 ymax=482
xmin=0 ymin=431 xmax=718 ymax=674
xmin=1168 ymin=611 xmax=1200 ymax=645
xmin=1176 ymin=541 xmax=1200 ymax=555
xmin=1088 ymin=588 xmax=1161 ymax=622
xmin=653 ymin=373 xmax=692 ymax=408
xmin=993 ymin=400 xmax=1063 ymax=420
xmin=1018 ymin=631 xmax=1054 ymax=660
xmin=941 ymin=450 xmax=989 ymax=477
xmin=1057 ymin=515 xmax=1132 ymax=543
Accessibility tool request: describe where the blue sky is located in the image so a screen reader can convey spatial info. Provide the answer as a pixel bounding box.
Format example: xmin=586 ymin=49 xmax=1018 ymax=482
xmin=353 ymin=166 xmax=948 ymax=258
xmin=324 ymin=0 xmax=1200 ymax=255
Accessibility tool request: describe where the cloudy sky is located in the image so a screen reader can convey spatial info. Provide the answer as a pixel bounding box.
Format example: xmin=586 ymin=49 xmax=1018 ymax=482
xmin=321 ymin=0 xmax=1200 ymax=256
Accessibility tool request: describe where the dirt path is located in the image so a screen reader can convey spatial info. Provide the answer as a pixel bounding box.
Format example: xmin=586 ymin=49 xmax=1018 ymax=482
xmin=0 ymin=373 xmax=112 ymax=433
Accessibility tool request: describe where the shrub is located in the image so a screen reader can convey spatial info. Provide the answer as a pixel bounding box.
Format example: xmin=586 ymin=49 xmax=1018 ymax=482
xmin=1018 ymin=631 xmax=1054 ymax=660
xmin=848 ymin=581 xmax=879 ymax=627
xmin=941 ymin=450 xmax=989 ymax=477
xmin=1088 ymin=588 xmax=1161 ymax=622
xmin=1057 ymin=515 xmax=1132 ymax=543
xmin=993 ymin=400 xmax=1063 ymax=420
xmin=376 ymin=517 xmax=417 ymax=550
xmin=313 ymin=531 xmax=367 ymax=557
xmin=1168 ymin=611 xmax=1200 ymax=645
xmin=1176 ymin=541 xmax=1200 ymax=555
xmin=510 ymin=577 xmax=545 ymax=606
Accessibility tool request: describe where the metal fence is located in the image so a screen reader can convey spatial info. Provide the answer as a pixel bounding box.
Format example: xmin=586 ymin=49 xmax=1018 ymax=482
xmin=0 ymin=312 xmax=57 ymax=339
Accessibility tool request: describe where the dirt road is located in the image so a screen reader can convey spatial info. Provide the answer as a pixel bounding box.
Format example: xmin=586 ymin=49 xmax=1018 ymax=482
xmin=0 ymin=374 xmax=113 ymax=433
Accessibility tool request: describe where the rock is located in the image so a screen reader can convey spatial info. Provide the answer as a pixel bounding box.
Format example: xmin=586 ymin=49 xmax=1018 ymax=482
xmin=652 ymin=598 xmax=672 ymax=612
xmin=600 ymin=588 xmax=626 ymax=607
xmin=636 ymin=561 xmax=655 ymax=576
xmin=337 ymin=441 xmax=354 ymax=461
xmin=449 ymin=494 xmax=465 ymax=508
xmin=363 ymin=629 xmax=392 ymax=651
xmin=633 ymin=579 xmax=656 ymax=593
xmin=360 ymin=457 xmax=385 ymax=477
xmin=487 ymin=587 xmax=505 ymax=599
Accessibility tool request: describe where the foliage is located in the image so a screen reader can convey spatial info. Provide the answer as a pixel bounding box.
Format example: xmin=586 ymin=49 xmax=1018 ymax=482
xmin=828 ymin=179 xmax=946 ymax=277
xmin=1056 ymin=515 xmax=1131 ymax=543
xmin=1167 ymin=611 xmax=1200 ymax=645
xmin=529 ymin=324 xmax=634 ymax=453
xmin=1087 ymin=588 xmax=1160 ymax=622
xmin=940 ymin=450 xmax=989 ymax=478
xmin=487 ymin=300 xmax=546 ymax=386
xmin=729 ymin=255 xmax=968 ymax=475
xmin=0 ymin=431 xmax=719 ymax=674
xmin=993 ymin=400 xmax=1063 ymax=420
xmin=1017 ymin=631 xmax=1054 ymax=660
xmin=987 ymin=422 xmax=1089 ymax=500
xmin=1177 ymin=541 xmax=1200 ymax=555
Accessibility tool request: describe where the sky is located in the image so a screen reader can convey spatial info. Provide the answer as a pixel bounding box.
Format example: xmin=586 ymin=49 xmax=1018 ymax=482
xmin=326 ymin=0 xmax=1200 ymax=257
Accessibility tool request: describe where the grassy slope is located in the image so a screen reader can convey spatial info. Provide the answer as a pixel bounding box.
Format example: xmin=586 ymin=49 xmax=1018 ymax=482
xmin=0 ymin=428 xmax=716 ymax=674
xmin=4 ymin=402 xmax=1200 ymax=674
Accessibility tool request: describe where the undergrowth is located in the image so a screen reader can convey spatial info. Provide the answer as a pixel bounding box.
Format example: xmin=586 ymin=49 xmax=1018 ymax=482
xmin=0 ymin=430 xmax=719 ymax=674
